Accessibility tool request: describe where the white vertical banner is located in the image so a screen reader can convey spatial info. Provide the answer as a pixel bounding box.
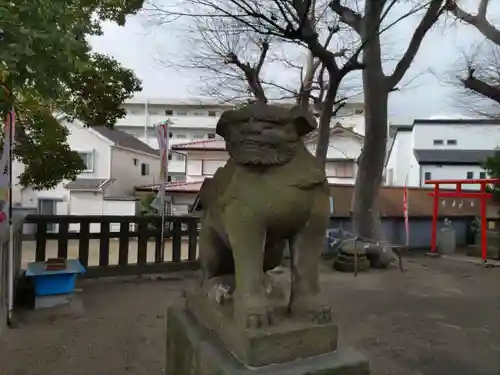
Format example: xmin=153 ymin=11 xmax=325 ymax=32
xmin=154 ymin=121 xmax=169 ymax=262
xmin=403 ymin=173 xmax=409 ymax=247
xmin=0 ymin=110 xmax=13 ymax=224
xmin=1 ymin=110 xmax=15 ymax=322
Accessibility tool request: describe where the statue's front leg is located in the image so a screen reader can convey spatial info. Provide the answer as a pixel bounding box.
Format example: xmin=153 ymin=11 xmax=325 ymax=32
xmin=225 ymin=207 xmax=272 ymax=329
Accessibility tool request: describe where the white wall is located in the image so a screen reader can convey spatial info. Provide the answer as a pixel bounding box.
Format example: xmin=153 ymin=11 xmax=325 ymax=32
xmin=171 ymin=192 xmax=198 ymax=214
xmin=15 ymin=120 xmax=112 ymax=210
xmin=116 ymin=126 xmax=215 ymax=174
xmin=69 ymin=192 xmax=138 ymax=232
xmin=385 ymin=131 xmax=420 ymax=187
xmin=307 ymin=131 xmax=362 ymax=160
xmin=185 ymin=151 xmax=229 ymax=182
xmin=108 ymin=147 xmax=160 ymax=197
xmin=412 ymin=123 xmax=500 ymax=150
xmin=325 ymin=161 xmax=357 ymax=185
xmin=420 ymin=165 xmax=488 ymax=190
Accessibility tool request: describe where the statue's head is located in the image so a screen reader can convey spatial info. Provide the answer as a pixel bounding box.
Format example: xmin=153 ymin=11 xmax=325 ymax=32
xmin=216 ymin=103 xmax=317 ymax=165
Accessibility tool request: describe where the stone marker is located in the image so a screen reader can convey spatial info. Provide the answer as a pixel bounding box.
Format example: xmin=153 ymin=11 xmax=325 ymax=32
xmin=166 ymin=103 xmax=370 ymax=375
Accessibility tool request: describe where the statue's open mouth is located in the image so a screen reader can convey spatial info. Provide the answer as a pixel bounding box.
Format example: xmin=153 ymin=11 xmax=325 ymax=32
xmin=239 ymin=140 xmax=263 ymax=147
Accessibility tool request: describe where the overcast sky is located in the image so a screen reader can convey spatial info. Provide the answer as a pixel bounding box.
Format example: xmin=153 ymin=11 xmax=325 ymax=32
xmin=89 ymin=1 xmax=499 ymax=123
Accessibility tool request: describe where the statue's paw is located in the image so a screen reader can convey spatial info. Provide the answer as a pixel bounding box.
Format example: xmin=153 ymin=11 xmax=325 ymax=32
xmin=245 ymin=309 xmax=275 ymax=329
xmin=235 ymin=295 xmax=276 ymax=329
xmin=307 ymin=306 xmax=332 ymax=324
xmin=202 ymin=276 xmax=235 ymax=306
xmin=292 ymin=296 xmax=332 ymax=324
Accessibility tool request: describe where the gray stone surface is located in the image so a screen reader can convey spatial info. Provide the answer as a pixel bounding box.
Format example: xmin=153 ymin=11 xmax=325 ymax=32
xmin=185 ymin=291 xmax=338 ymax=367
xmin=3 ymin=257 xmax=498 ymax=375
xmin=166 ymin=307 xmax=369 ymax=375
xmin=35 ymin=294 xmax=71 ymax=309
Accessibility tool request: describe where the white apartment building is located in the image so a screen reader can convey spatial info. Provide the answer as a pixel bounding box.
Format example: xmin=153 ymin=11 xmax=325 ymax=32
xmin=115 ymin=97 xmax=232 ymax=180
xmin=116 ymin=97 xmax=365 ymax=180
xmin=385 ymin=118 xmax=500 ymax=190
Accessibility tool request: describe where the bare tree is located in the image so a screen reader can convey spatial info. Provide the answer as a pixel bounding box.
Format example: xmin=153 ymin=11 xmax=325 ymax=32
xmin=330 ymin=0 xmax=447 ymax=239
xmin=150 ymin=0 xmax=447 ymax=239
xmin=149 ymin=0 xmax=364 ymax=167
xmin=446 ymin=0 xmax=500 ymax=113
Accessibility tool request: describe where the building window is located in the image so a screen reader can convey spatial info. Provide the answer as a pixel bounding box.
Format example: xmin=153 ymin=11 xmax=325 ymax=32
xmin=192 ymin=134 xmax=205 ymax=140
xmin=148 ymin=109 xmax=159 ymax=115
xmin=168 ymin=153 xmax=184 ymax=161
xmin=168 ymin=132 xmax=173 ymax=138
xmin=433 ymin=139 xmax=444 ymax=145
xmin=327 ymin=162 xmax=354 ymax=178
xmin=447 ymin=139 xmax=457 ymax=145
xmin=193 ymin=111 xmax=204 ymax=116
xmin=208 ymin=111 xmax=217 ymax=117
xmin=479 ymin=172 xmax=487 ymax=179
xmin=353 ymin=108 xmax=364 ymax=115
xmin=424 ymin=172 xmax=431 ymax=181
xmin=78 ymin=152 xmax=94 ymax=172
xmin=133 ymin=158 xmax=138 ymax=166
xmin=177 ymin=111 xmax=187 ymax=116
xmin=176 ymin=134 xmax=187 ymax=139
xmin=141 ymin=163 xmax=150 ymax=176
xmin=167 ymin=176 xmax=172 ymax=182
xmin=466 ymin=171 xmax=474 ymax=179
xmin=207 ymin=133 xmax=216 ymax=139
xmin=165 ymin=109 xmax=173 ymax=116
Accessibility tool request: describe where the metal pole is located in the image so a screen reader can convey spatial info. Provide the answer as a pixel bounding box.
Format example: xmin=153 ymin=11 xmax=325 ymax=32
xmin=430 ymin=184 xmax=439 ymax=253
xmin=480 ymin=182 xmax=488 ymax=262
xmin=7 ymin=109 xmax=14 ymax=323
xmin=144 ymin=100 xmax=148 ymax=142
xmin=158 ymin=122 xmax=169 ymax=263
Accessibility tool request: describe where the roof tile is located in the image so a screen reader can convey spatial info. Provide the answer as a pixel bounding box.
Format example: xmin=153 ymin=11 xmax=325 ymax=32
xmin=414 ymin=149 xmax=496 ymax=164
xmin=171 ymin=139 xmax=226 ymax=151
xmin=92 ymin=126 xmax=159 ymax=156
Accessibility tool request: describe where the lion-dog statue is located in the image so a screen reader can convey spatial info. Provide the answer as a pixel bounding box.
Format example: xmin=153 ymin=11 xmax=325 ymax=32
xmin=198 ymin=102 xmax=331 ymax=329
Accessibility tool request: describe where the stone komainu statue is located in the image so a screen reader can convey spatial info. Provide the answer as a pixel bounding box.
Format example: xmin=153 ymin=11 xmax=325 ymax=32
xmin=198 ymin=103 xmax=331 ymax=328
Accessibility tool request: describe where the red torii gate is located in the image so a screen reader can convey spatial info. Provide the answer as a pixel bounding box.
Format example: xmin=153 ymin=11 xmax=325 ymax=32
xmin=426 ymin=178 xmax=500 ymax=261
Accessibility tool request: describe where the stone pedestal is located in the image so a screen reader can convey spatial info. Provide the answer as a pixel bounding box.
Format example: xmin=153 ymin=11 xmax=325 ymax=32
xmin=166 ymin=308 xmax=369 ymax=375
xmin=166 ymin=292 xmax=370 ymax=375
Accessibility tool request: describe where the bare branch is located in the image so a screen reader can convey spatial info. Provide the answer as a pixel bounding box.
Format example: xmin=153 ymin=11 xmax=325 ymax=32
xmin=385 ymin=0 xmax=446 ymax=90
xmin=462 ymin=67 xmax=500 ymax=103
xmin=478 ymin=0 xmax=490 ymax=19
xmin=446 ymin=0 xmax=500 ymax=46
xmin=329 ymin=0 xmax=363 ymax=34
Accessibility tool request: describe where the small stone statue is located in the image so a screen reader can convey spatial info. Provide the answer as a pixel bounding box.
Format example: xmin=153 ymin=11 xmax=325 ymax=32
xmin=197 ymin=103 xmax=331 ymax=329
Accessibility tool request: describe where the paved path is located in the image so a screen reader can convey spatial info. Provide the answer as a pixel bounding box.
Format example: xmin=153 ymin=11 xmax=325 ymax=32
xmin=0 ymin=255 xmax=499 ymax=375
xmin=21 ymin=240 xmax=198 ymax=268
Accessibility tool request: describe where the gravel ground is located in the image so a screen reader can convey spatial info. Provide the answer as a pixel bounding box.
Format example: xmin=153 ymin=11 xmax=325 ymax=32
xmin=0 ymin=255 xmax=499 ymax=375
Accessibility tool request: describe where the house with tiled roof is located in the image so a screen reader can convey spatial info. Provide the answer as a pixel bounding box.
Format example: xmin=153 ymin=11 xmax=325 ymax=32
xmin=385 ymin=118 xmax=500 ymax=189
xmin=13 ymin=118 xmax=160 ymax=227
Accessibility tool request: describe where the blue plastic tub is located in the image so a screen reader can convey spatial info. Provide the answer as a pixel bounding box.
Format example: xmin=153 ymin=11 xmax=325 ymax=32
xmin=26 ymin=259 xmax=86 ymax=296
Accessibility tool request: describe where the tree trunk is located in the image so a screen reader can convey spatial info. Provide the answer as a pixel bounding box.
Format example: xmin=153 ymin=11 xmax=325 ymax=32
xmin=352 ymin=90 xmax=388 ymax=240
xmin=351 ymin=1 xmax=387 ymax=240
xmin=314 ymin=77 xmax=340 ymax=167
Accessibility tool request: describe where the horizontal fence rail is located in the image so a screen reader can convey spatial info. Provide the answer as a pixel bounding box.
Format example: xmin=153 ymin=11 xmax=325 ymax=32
xmin=23 ymin=215 xmax=200 ymax=278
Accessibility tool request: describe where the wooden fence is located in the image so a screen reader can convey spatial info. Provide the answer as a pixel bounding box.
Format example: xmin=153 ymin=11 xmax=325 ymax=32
xmin=23 ymin=215 xmax=200 ymax=278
